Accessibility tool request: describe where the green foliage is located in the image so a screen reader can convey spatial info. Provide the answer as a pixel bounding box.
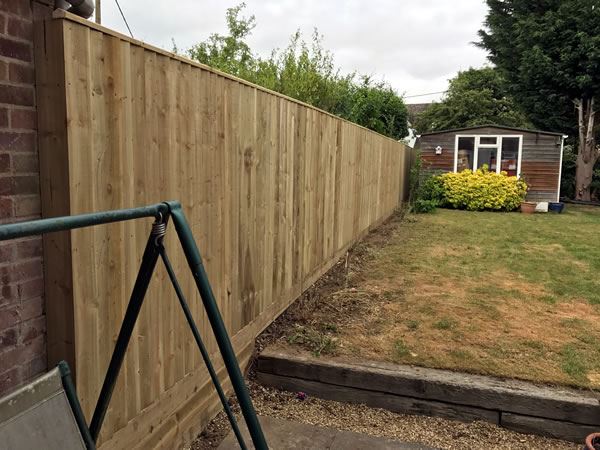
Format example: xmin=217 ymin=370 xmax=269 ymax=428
xmin=287 ymin=324 xmax=337 ymax=357
xmin=187 ymin=3 xmax=408 ymax=140
xmin=393 ymin=339 xmax=410 ymax=358
xmin=478 ymin=0 xmax=600 ymax=200
xmin=560 ymin=144 xmax=578 ymax=199
xmin=440 ymin=166 xmax=528 ymax=211
xmin=346 ymin=76 xmax=409 ymax=140
xmin=412 ymin=199 xmax=438 ymax=214
xmin=410 ymin=154 xmax=445 ymax=213
xmin=188 ymin=3 xmax=258 ymax=79
xmin=478 ymin=0 xmax=600 ymax=136
xmin=414 ymin=67 xmax=532 ymax=133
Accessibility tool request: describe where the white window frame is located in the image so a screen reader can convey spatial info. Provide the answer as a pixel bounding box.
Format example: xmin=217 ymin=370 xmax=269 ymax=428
xmin=454 ymin=134 xmax=523 ymax=177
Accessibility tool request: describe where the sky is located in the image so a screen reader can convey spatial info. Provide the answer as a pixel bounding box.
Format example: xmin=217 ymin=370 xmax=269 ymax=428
xmin=101 ymin=0 xmax=490 ymax=104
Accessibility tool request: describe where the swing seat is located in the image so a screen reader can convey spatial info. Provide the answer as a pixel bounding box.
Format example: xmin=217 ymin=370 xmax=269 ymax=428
xmin=0 ymin=362 xmax=94 ymax=450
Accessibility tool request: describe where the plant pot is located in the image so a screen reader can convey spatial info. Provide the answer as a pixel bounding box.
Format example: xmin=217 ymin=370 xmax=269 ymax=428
xmin=548 ymin=202 xmax=565 ymax=213
xmin=584 ymin=432 xmax=600 ymax=450
xmin=520 ymin=201 xmax=537 ymax=214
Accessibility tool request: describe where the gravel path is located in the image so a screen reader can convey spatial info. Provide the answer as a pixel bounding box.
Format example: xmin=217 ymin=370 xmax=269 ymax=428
xmin=189 ymin=380 xmax=579 ymax=450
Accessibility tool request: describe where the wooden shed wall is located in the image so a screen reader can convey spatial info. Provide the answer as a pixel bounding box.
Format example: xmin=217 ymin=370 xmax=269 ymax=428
xmin=34 ymin=11 xmax=412 ymax=449
xmin=417 ymin=126 xmax=562 ymax=202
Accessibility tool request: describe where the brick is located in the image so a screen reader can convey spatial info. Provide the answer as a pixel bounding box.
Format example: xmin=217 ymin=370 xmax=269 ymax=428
xmin=13 ymin=194 xmax=39 ymax=217
xmin=19 ymin=296 xmax=44 ymax=321
xmin=16 ymin=237 xmax=42 ymax=258
xmin=0 ymin=283 xmax=16 ymax=307
xmin=0 ymin=83 xmax=33 ymax=106
xmin=0 ymin=152 xmax=9 ymax=172
xmin=0 ymin=36 xmax=31 ymax=62
xmin=0 ymin=258 xmax=42 ymax=284
xmin=0 ymin=366 xmax=20 ymax=395
xmin=0 ymin=0 xmax=32 ymax=19
xmin=0 ymin=106 xmax=8 ymax=126
xmin=0 ymin=196 xmax=12 ymax=218
xmin=12 ymin=152 xmax=37 ymax=173
xmin=6 ymin=17 xmax=32 ymax=41
xmin=0 ymin=60 xmax=6 ymax=81
xmin=14 ymin=174 xmax=38 ymax=194
xmin=0 ymin=174 xmax=38 ymax=195
xmin=8 ymin=61 xmax=33 ymax=84
xmin=26 ymin=355 xmax=46 ymax=379
xmin=0 ymin=241 xmax=14 ymax=260
xmin=0 ymin=326 xmax=17 ymax=347
xmin=0 ymin=14 xmax=6 ymax=35
xmin=0 ymin=306 xmax=19 ymax=329
xmin=20 ymin=315 xmax=45 ymax=343
xmin=17 ymin=276 xmax=43 ymax=300
xmin=10 ymin=108 xmax=35 ymax=129
xmin=0 ymin=176 xmax=11 ymax=195
xmin=0 ymin=335 xmax=45 ymax=373
xmin=0 ymin=131 xmax=35 ymax=151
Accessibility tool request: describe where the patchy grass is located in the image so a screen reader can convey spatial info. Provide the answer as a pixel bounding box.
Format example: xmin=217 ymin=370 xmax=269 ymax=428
xmin=281 ymin=205 xmax=600 ymax=388
xmin=287 ymin=324 xmax=338 ymax=357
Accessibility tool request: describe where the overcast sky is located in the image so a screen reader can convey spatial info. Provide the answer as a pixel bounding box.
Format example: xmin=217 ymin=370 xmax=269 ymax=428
xmin=101 ymin=0 xmax=490 ymax=104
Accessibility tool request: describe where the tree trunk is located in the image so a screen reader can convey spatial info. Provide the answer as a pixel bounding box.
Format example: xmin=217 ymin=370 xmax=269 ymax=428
xmin=574 ymin=97 xmax=598 ymax=201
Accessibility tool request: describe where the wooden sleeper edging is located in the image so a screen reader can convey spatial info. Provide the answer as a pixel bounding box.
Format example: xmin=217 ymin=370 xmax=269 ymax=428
xmin=256 ymin=348 xmax=600 ymax=442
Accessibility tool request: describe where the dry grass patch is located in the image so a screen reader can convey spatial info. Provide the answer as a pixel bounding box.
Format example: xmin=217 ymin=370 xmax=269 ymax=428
xmin=274 ymin=206 xmax=600 ymax=389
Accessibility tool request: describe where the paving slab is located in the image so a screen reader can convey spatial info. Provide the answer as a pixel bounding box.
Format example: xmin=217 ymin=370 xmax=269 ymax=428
xmin=218 ymin=416 xmax=435 ymax=449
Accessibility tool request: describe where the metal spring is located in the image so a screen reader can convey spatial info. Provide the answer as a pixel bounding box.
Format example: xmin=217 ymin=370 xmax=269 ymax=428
xmin=151 ymin=216 xmax=167 ymax=243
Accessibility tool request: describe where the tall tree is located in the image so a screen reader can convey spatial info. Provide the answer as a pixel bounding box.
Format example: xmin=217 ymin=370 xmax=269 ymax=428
xmin=186 ymin=3 xmax=408 ymax=140
xmin=414 ymin=67 xmax=531 ymax=133
xmin=479 ymin=0 xmax=600 ymax=201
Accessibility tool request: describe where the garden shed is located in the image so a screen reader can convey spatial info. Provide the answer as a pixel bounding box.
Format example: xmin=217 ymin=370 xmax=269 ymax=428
xmin=416 ymin=125 xmax=566 ymax=202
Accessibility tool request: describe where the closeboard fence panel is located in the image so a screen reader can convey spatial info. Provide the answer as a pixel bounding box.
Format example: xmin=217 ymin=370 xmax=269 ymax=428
xmin=34 ymin=11 xmax=413 ymax=449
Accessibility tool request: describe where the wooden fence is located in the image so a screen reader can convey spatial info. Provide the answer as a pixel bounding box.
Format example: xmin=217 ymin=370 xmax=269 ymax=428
xmin=34 ymin=10 xmax=413 ymax=449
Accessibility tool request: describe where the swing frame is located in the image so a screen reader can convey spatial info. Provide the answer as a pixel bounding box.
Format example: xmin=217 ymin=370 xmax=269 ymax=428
xmin=0 ymin=200 xmax=267 ymax=450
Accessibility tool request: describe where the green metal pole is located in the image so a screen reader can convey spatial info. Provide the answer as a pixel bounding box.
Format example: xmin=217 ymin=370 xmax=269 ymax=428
xmin=158 ymin=246 xmax=248 ymax=450
xmin=58 ymin=361 xmax=96 ymax=450
xmin=89 ymin=221 xmax=163 ymax=442
xmin=0 ymin=203 xmax=168 ymax=241
xmin=165 ymin=201 xmax=268 ymax=450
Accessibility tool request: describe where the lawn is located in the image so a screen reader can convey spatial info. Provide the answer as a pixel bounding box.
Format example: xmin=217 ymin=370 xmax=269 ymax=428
xmin=281 ymin=205 xmax=600 ymax=389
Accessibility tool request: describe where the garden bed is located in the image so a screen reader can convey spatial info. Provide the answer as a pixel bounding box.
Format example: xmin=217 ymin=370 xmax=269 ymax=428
xmin=268 ymin=205 xmax=600 ymax=389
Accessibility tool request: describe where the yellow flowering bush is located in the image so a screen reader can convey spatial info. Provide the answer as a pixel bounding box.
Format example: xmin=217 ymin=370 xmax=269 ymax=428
xmin=439 ymin=165 xmax=528 ymax=211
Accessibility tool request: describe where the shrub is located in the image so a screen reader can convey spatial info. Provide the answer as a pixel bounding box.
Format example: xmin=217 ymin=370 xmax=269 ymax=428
xmin=440 ymin=165 xmax=528 ymax=211
xmin=410 ymin=153 xmax=445 ymax=213
xmin=413 ymin=199 xmax=439 ymax=213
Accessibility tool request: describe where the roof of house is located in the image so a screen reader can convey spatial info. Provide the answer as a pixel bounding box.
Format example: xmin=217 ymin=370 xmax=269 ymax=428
xmin=418 ymin=124 xmax=565 ymax=137
xmin=406 ymin=103 xmax=431 ymax=122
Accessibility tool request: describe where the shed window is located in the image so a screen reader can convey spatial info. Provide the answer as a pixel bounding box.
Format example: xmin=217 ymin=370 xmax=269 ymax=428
xmin=501 ymin=137 xmax=519 ymax=177
xmin=454 ymin=134 xmax=523 ymax=177
xmin=457 ymin=137 xmax=474 ymax=171
xmin=479 ymin=137 xmax=497 ymax=145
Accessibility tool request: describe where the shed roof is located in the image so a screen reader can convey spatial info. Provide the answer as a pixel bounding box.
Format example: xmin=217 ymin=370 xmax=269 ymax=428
xmin=419 ymin=124 xmax=565 ymax=137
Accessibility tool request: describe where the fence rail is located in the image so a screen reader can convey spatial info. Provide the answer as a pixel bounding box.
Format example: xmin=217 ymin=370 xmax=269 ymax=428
xmin=34 ymin=10 xmax=414 ymax=449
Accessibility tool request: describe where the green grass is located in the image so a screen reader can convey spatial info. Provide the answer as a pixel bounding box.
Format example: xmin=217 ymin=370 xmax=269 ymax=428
xmin=392 ymin=339 xmax=411 ymax=359
xmin=284 ymin=205 xmax=600 ymax=388
xmin=287 ymin=325 xmax=338 ymax=357
xmin=560 ymin=344 xmax=588 ymax=381
xmin=433 ymin=317 xmax=457 ymax=330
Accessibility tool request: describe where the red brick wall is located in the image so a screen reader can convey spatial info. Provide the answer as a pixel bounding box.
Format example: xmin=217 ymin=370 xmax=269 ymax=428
xmin=0 ymin=0 xmax=46 ymax=395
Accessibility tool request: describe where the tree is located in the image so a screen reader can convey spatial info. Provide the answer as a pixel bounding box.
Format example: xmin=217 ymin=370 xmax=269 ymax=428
xmin=348 ymin=76 xmax=409 ymax=139
xmin=186 ymin=3 xmax=408 ymax=140
xmin=414 ymin=67 xmax=531 ymax=133
xmin=187 ymin=3 xmax=258 ymax=80
xmin=478 ymin=0 xmax=600 ymax=201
